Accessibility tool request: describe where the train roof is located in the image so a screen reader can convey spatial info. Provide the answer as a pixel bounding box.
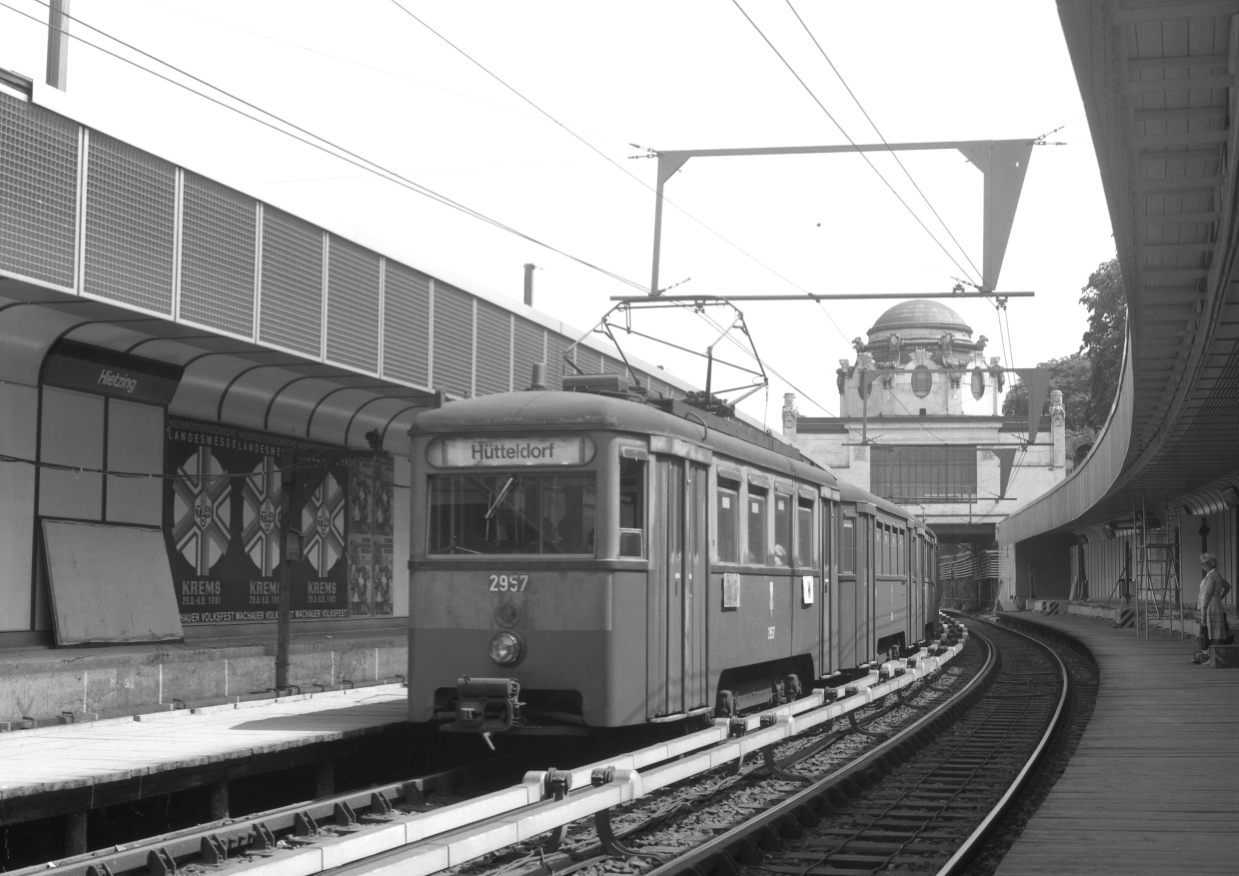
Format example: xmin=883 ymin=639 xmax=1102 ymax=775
xmin=838 ymin=480 xmax=920 ymax=525
xmin=410 ymin=390 xmax=838 ymax=488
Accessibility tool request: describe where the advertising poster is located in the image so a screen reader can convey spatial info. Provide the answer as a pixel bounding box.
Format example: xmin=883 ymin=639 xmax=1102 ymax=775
xmin=345 ymin=456 xmax=395 ymax=616
xmin=164 ymin=417 xmax=352 ymax=624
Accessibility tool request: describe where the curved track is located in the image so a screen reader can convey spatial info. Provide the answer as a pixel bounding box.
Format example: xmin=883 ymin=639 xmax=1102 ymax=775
xmin=639 ymin=616 xmax=1069 ymax=876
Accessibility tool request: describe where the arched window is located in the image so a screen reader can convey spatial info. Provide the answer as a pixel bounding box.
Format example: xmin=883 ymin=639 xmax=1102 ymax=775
xmin=912 ymin=366 xmax=932 ymax=398
xmin=971 ymin=368 xmax=986 ymax=400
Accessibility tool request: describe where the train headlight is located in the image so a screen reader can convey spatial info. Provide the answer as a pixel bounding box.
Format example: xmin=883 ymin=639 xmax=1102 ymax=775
xmin=489 ymin=631 xmax=525 ymax=667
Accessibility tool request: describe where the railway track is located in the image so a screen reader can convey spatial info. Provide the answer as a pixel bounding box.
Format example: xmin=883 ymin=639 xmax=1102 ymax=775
xmin=18 ymin=624 xmax=981 ymax=876
xmin=638 ymin=615 xmax=1068 ymax=876
xmin=403 ymin=615 xmax=1068 ymax=876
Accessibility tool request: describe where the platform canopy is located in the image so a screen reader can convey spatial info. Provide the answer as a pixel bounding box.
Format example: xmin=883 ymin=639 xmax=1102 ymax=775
xmin=1002 ymin=2 xmax=1239 ymax=543
xmin=0 ymin=286 xmax=436 ymax=453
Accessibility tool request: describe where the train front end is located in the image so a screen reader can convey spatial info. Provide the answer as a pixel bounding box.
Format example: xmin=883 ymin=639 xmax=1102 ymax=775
xmin=406 ymin=394 xmax=649 ymax=734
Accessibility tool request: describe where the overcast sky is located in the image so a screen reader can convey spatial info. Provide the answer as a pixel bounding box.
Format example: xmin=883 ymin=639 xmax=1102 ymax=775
xmin=0 ymin=1 xmax=1114 ymax=425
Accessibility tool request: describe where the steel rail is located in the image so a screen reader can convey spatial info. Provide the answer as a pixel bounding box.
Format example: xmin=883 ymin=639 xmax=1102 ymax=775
xmin=251 ymin=643 xmax=967 ymax=876
xmin=597 ymin=614 xmax=1065 ymax=876
xmin=933 ymin=613 xmax=1072 ymax=876
xmin=634 ymin=621 xmax=990 ymax=876
xmin=20 ymin=642 xmax=964 ymax=876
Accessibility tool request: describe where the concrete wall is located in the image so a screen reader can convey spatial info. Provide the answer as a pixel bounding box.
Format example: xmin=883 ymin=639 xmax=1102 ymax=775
xmin=1073 ymin=507 xmax=1239 ymax=611
xmin=1014 ymin=533 xmax=1074 ymax=599
xmin=0 ymin=382 xmax=37 ymax=632
xmin=794 ymin=419 xmax=1064 ymax=528
xmin=0 ymin=632 xmax=407 ymax=724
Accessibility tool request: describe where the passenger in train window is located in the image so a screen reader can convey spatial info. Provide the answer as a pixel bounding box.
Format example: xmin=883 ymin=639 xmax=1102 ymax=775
xmin=773 ymin=494 xmax=792 ymax=565
xmin=747 ymin=487 xmax=768 ymax=564
xmin=1194 ymin=553 xmax=1233 ymax=663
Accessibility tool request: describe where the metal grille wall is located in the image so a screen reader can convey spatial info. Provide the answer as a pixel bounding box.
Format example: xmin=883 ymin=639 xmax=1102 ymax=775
xmin=326 ymin=237 xmax=380 ymax=373
xmin=576 ymin=345 xmax=602 ymax=375
xmin=0 ymin=93 xmax=77 ymax=289
xmin=259 ymin=208 xmax=323 ymax=357
xmin=602 ymin=354 xmax=627 ymax=377
xmin=870 ymin=445 xmax=978 ymax=502
xmin=545 ymin=333 xmax=571 ymax=391
xmin=432 ymin=282 xmax=473 ymax=396
xmin=382 ymin=261 xmax=430 ymax=386
xmin=0 ymin=94 xmax=685 ymax=404
xmin=84 ymin=133 xmax=175 ymax=314
xmin=513 ymin=318 xmax=544 ymax=391
xmin=474 ymin=301 xmax=510 ymax=395
xmin=180 ymin=173 xmax=255 ymax=337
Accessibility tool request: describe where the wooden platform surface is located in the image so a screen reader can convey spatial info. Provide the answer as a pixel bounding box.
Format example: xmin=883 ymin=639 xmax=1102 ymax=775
xmin=994 ymin=612 xmax=1239 ymax=875
xmin=0 ymin=684 xmax=407 ymax=800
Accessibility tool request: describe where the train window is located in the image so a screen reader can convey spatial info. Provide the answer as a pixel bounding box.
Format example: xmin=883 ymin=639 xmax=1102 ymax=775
xmin=428 ymin=473 xmax=596 ymax=555
xmin=747 ymin=486 xmax=768 ymax=565
xmin=773 ymin=492 xmax=792 ymax=566
xmin=841 ymin=517 xmax=855 ymax=573
xmin=717 ymin=477 xmax=740 ymax=562
xmin=619 ymin=457 xmax=646 ymax=558
xmin=796 ymin=497 xmax=814 ymax=566
xmin=882 ymin=526 xmax=891 ymax=575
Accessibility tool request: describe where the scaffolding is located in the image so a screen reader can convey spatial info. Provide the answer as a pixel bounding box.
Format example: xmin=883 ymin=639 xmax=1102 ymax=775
xmin=1134 ymin=495 xmax=1184 ymax=639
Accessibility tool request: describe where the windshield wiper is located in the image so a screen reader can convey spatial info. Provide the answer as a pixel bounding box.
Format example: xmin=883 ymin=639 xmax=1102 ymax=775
xmin=485 ymin=477 xmax=516 ymax=519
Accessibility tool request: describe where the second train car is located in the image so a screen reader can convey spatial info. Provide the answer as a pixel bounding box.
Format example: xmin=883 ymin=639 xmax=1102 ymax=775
xmin=406 ymin=378 xmax=938 ymax=734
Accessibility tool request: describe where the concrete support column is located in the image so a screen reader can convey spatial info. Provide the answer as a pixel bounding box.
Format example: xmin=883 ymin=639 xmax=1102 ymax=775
xmin=314 ymin=760 xmax=335 ymax=798
xmin=63 ymin=810 xmax=87 ymax=857
xmin=208 ymin=780 xmax=230 ymax=821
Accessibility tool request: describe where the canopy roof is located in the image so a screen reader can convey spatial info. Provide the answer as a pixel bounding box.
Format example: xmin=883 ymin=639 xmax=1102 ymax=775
xmin=1002 ymin=2 xmax=1239 ymax=542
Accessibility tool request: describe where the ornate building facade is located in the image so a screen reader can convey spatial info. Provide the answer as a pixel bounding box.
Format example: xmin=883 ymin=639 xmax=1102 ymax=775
xmin=784 ymin=300 xmax=1068 ymax=607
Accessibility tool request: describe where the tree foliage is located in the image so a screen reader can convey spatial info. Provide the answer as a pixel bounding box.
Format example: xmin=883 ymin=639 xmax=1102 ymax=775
xmin=1002 ymin=351 xmax=1092 ymax=433
xmin=1078 ymin=257 xmax=1126 ymax=430
xmin=1002 ymin=257 xmax=1127 ymax=437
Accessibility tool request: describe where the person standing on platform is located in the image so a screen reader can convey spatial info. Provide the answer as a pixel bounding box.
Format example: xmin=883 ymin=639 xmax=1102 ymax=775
xmin=1192 ymin=553 xmax=1232 ymax=664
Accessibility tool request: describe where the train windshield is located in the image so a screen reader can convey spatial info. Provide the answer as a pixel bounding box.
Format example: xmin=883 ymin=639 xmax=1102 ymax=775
xmin=429 ymin=473 xmax=596 ymax=555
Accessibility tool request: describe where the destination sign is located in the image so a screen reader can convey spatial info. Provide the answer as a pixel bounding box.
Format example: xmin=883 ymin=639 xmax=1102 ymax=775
xmin=432 ymin=436 xmax=594 ymax=468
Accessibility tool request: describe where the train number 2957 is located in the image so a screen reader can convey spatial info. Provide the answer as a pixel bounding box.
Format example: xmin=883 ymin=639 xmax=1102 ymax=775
xmin=489 ymin=574 xmax=529 ymax=592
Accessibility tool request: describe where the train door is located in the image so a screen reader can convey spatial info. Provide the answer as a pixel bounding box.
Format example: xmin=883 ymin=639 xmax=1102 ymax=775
xmin=857 ymin=506 xmax=875 ymax=662
xmin=685 ymin=462 xmax=709 ymax=710
xmin=836 ymin=509 xmax=859 ymax=668
xmin=649 ymin=455 xmax=708 ymax=718
xmin=818 ymin=498 xmax=834 ymax=675
xmin=911 ymin=529 xmax=922 ymax=643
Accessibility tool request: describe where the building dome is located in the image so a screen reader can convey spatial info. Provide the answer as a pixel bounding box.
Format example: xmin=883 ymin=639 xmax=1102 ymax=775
xmin=868 ymin=300 xmax=972 ymax=338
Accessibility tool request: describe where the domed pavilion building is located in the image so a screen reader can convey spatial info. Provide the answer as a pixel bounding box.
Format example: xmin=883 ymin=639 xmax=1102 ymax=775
xmin=783 ymin=299 xmax=1068 ymax=609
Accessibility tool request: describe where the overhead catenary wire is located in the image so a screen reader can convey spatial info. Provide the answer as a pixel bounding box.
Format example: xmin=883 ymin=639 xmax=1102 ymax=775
xmin=135 ymin=0 xmax=618 ymax=132
xmin=784 ymin=0 xmax=983 ymax=284
xmin=730 ymin=0 xmax=981 ymax=288
xmin=385 ymin=0 xmax=853 ymax=345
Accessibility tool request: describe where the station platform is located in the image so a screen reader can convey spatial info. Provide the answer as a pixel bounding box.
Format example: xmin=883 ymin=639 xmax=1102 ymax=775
xmin=0 ymin=626 xmax=408 ymax=728
xmin=0 ymin=682 xmax=408 ymax=824
xmin=993 ymin=610 xmax=1239 ymax=875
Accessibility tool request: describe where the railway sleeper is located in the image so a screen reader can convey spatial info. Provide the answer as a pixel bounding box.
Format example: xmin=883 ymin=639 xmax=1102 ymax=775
xmin=700 ymin=851 xmax=742 ymax=876
xmin=759 ymin=867 xmax=877 ymax=876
